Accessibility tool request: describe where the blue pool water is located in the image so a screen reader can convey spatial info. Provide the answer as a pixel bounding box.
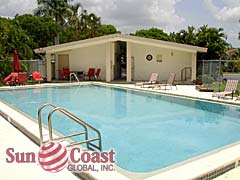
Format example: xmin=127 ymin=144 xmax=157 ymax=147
xmin=1 ymin=85 xmax=240 ymax=172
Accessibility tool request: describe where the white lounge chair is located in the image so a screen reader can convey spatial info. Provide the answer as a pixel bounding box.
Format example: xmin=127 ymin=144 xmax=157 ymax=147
xmin=153 ymin=73 xmax=177 ymax=90
xmin=135 ymin=73 xmax=159 ymax=88
xmin=212 ymin=80 xmax=239 ymax=99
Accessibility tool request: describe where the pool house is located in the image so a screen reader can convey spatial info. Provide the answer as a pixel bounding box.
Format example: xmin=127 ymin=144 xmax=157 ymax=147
xmin=36 ymin=34 xmax=207 ymax=82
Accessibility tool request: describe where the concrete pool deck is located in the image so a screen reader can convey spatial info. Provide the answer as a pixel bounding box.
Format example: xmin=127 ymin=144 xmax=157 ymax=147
xmin=215 ymin=167 xmax=240 ymax=180
xmin=0 ymin=115 xmax=80 ymax=180
xmin=104 ymin=83 xmax=240 ymax=106
xmin=0 ymin=82 xmax=240 ymax=180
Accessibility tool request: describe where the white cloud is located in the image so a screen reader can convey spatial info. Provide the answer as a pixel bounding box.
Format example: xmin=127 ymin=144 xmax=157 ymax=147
xmin=204 ymin=0 xmax=240 ymax=22
xmin=0 ymin=0 xmax=36 ymax=17
xmin=227 ymin=30 xmax=239 ymax=46
xmin=79 ymin=0 xmax=185 ymax=33
xmin=0 ymin=0 xmax=238 ymax=46
xmin=0 ymin=0 xmax=184 ymax=33
xmin=203 ymin=0 xmax=240 ymax=47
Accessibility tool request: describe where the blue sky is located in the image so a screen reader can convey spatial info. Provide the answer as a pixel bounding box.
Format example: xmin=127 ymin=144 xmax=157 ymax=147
xmin=0 ymin=0 xmax=239 ymax=47
xmin=176 ymin=0 xmax=239 ymax=47
xmin=176 ymin=0 xmax=216 ymax=26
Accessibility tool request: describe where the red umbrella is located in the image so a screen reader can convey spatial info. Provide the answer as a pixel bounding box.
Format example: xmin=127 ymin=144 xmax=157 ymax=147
xmin=13 ymin=50 xmax=21 ymax=72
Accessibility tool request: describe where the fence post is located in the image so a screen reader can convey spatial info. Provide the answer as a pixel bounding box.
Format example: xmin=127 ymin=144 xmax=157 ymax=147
xmin=218 ymin=59 xmax=222 ymax=92
xmin=202 ymin=60 xmax=204 ymax=83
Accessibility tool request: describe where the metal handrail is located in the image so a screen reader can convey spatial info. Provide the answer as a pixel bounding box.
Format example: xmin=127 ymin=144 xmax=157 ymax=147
xmin=70 ymin=72 xmax=80 ymax=82
xmin=67 ymin=138 xmax=99 ymax=147
xmin=38 ymin=103 xmax=102 ymax=151
xmin=38 ymin=103 xmax=57 ymax=145
xmin=47 ymin=107 xmax=102 ymax=151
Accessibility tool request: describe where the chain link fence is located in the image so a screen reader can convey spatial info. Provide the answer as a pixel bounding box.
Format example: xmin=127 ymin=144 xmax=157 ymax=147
xmin=0 ymin=59 xmax=46 ymax=81
xmin=197 ymin=60 xmax=240 ymax=92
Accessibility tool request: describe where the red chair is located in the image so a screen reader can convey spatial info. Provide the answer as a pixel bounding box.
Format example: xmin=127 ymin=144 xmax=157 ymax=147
xmin=32 ymin=71 xmax=43 ymax=83
xmin=63 ymin=68 xmax=70 ymax=78
xmin=3 ymin=73 xmax=18 ymax=86
xmin=18 ymin=72 xmax=27 ymax=85
xmin=95 ymin=68 xmax=101 ymax=80
xmin=57 ymin=69 xmax=65 ymax=80
xmin=83 ymin=68 xmax=95 ymax=80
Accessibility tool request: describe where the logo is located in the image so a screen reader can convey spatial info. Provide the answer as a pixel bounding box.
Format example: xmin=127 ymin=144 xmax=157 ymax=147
xmin=38 ymin=141 xmax=68 ymax=173
xmin=5 ymin=141 xmax=116 ymax=173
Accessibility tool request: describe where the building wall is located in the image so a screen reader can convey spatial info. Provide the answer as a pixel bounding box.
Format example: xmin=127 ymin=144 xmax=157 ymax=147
xmin=69 ymin=44 xmax=107 ymax=80
xmin=58 ymin=54 xmax=69 ymax=70
xmin=131 ymin=43 xmax=192 ymax=81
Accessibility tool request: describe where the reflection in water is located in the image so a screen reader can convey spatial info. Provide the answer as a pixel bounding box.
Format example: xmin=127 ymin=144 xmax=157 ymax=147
xmin=33 ymin=87 xmax=41 ymax=94
xmin=127 ymin=89 xmax=239 ymax=118
xmin=112 ymin=88 xmax=127 ymax=118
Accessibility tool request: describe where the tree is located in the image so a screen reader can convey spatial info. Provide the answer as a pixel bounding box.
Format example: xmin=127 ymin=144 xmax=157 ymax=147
xmin=170 ymin=26 xmax=196 ymax=45
xmin=97 ymin=24 xmax=119 ymax=36
xmin=131 ymin=25 xmax=230 ymax=60
xmin=80 ymin=12 xmax=101 ymax=39
xmin=34 ymin=0 xmax=72 ymax=25
xmin=0 ymin=17 xmax=32 ymax=60
xmin=0 ymin=17 xmax=33 ymax=81
xmin=67 ymin=2 xmax=83 ymax=40
xmin=196 ymin=25 xmax=230 ymax=59
xmin=63 ymin=5 xmax=103 ymax=41
xmin=134 ymin=28 xmax=170 ymax=41
xmin=14 ymin=14 xmax=60 ymax=49
xmin=226 ymin=49 xmax=240 ymax=60
xmin=34 ymin=1 xmax=103 ymax=43
xmin=34 ymin=0 xmax=73 ymax=44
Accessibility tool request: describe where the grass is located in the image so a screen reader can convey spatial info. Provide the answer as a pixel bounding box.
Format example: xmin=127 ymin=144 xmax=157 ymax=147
xmin=223 ymin=72 xmax=240 ymax=74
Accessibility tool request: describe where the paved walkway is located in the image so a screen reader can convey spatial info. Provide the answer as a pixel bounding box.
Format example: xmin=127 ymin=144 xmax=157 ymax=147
xmin=111 ymin=84 xmax=240 ymax=105
xmin=0 ymin=116 xmax=80 ymax=180
xmin=215 ymin=167 xmax=240 ymax=180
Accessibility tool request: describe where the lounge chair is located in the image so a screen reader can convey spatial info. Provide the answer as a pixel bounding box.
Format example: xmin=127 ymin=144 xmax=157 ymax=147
xmin=84 ymin=68 xmax=95 ymax=80
xmin=153 ymin=73 xmax=177 ymax=90
xmin=3 ymin=73 xmax=18 ymax=86
xmin=95 ymin=68 xmax=101 ymax=80
xmin=32 ymin=71 xmax=43 ymax=83
xmin=57 ymin=69 xmax=65 ymax=80
xmin=135 ymin=73 xmax=159 ymax=88
xmin=63 ymin=68 xmax=70 ymax=78
xmin=212 ymin=80 xmax=239 ymax=99
xmin=17 ymin=72 xmax=27 ymax=85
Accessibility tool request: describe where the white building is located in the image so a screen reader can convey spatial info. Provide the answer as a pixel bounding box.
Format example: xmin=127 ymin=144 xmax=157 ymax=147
xmin=36 ymin=34 xmax=207 ymax=82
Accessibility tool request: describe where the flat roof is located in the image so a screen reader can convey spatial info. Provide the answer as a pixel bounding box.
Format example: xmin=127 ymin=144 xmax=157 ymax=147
xmin=35 ymin=34 xmax=207 ymax=54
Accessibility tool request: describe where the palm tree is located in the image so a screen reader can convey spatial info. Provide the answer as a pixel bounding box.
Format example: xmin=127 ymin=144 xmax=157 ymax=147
xmin=185 ymin=26 xmax=196 ymax=45
xmin=34 ymin=0 xmax=73 ymax=44
xmin=170 ymin=26 xmax=196 ymax=45
xmin=196 ymin=25 xmax=230 ymax=59
xmin=195 ymin=25 xmax=209 ymax=47
xmin=73 ymin=10 xmax=101 ymax=39
xmin=67 ymin=2 xmax=84 ymax=39
xmin=86 ymin=13 xmax=101 ymax=38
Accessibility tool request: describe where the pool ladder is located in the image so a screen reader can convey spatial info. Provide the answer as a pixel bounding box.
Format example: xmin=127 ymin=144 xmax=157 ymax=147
xmin=70 ymin=72 xmax=80 ymax=82
xmin=37 ymin=103 xmax=102 ymax=151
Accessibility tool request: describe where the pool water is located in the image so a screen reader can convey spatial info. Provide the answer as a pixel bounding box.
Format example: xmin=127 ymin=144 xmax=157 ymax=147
xmin=0 ymin=85 xmax=240 ymax=172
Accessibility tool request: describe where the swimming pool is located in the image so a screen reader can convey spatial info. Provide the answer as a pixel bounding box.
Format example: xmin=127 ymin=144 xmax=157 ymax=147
xmin=0 ymin=85 xmax=240 ymax=173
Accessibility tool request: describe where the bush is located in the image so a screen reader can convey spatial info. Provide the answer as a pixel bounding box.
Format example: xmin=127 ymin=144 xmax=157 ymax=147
xmin=0 ymin=60 xmax=12 ymax=81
